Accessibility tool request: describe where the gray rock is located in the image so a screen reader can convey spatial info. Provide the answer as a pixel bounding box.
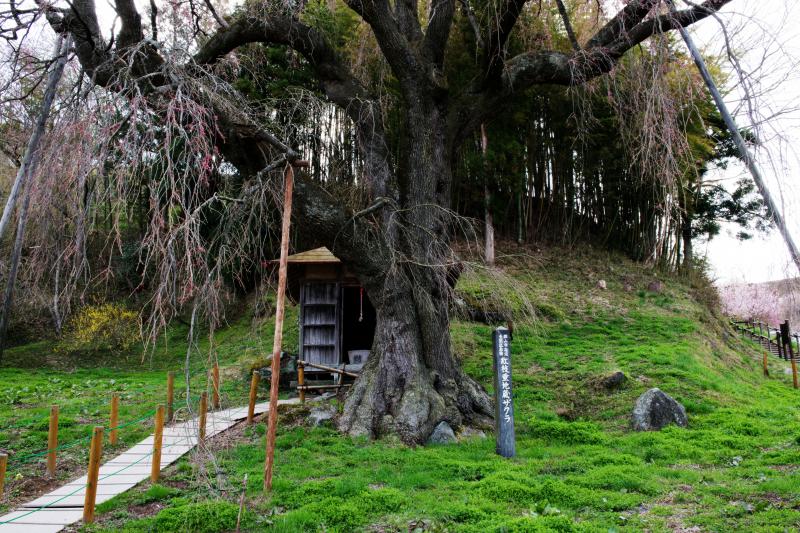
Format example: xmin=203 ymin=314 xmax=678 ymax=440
xmin=631 ymin=388 xmax=687 ymax=431
xmin=600 ymin=371 xmax=627 ymax=391
xmin=308 ymin=405 xmax=336 ymax=427
xmin=458 ymin=426 xmax=487 ymax=440
xmin=427 ymin=421 xmax=457 ymax=445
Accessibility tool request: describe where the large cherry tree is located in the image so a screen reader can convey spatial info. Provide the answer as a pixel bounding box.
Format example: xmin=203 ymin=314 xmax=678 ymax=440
xmin=5 ymin=0 xmax=732 ymax=442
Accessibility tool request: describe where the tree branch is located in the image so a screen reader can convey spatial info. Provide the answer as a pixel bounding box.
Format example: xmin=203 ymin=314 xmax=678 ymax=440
xmin=554 ymin=0 xmax=580 ymax=52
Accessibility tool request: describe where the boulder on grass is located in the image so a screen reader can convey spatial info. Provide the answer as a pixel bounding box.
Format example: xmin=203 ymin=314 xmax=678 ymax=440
xmin=427 ymin=421 xmax=457 ymax=445
xmin=631 ymin=388 xmax=687 ymax=431
xmin=308 ymin=405 xmax=336 ymax=427
xmin=599 ymin=371 xmax=627 ymax=391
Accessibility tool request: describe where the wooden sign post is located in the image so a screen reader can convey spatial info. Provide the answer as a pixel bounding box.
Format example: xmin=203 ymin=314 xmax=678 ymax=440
xmin=493 ymin=327 xmax=516 ymax=458
xmin=264 ymin=161 xmax=308 ymax=491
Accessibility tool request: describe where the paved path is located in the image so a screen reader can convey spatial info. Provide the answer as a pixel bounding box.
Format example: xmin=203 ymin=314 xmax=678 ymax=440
xmin=0 ymin=399 xmax=299 ymax=532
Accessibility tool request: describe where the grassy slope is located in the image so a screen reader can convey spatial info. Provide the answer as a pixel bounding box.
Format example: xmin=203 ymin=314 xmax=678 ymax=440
xmin=2 ymin=245 xmax=799 ymax=531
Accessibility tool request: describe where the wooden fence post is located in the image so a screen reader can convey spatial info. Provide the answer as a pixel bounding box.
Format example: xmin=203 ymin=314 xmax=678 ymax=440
xmin=151 ymin=405 xmax=165 ymax=482
xmin=298 ymin=361 xmax=305 ymax=403
xmin=82 ymin=426 xmax=104 ymax=524
xmin=247 ymin=371 xmax=260 ymax=424
xmin=0 ymin=453 xmax=6 ymax=497
xmin=167 ymin=371 xmax=175 ymax=422
xmin=787 ymin=334 xmax=799 ymax=390
xmin=212 ymin=363 xmax=220 ymax=410
xmin=109 ymin=394 xmax=119 ymax=445
xmin=199 ymin=392 xmax=208 ymax=443
xmin=47 ymin=405 xmax=58 ymax=476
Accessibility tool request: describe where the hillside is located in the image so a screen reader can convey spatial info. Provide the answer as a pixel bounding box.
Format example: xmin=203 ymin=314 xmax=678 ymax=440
xmin=2 ymin=244 xmax=799 ymax=532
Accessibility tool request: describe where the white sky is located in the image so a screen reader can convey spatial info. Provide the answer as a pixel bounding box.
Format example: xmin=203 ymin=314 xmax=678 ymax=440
xmin=688 ymin=0 xmax=800 ymax=284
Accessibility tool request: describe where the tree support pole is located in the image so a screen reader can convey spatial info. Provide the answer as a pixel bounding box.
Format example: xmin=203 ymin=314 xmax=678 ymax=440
xmin=672 ymin=4 xmax=800 ymax=274
xmin=264 ymin=161 xmax=308 ymax=492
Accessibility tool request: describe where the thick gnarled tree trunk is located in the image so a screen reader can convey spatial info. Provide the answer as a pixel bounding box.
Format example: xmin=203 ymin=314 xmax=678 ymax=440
xmin=340 ymin=270 xmax=493 ymax=443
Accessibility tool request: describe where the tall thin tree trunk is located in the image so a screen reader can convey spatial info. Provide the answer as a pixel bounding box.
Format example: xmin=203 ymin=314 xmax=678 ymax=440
xmin=0 ymin=36 xmax=68 ymax=243
xmin=0 ymin=36 xmax=70 ymax=360
xmin=481 ymin=124 xmax=494 ymax=265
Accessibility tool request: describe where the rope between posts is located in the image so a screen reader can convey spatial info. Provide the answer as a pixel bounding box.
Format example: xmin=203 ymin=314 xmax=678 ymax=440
xmin=8 ymin=408 xmax=159 ymax=467
xmin=0 ymin=437 xmax=193 ymax=525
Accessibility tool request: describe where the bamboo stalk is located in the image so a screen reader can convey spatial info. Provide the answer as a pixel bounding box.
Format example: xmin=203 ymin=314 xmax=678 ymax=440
xmin=297 ymin=361 xmax=306 ymax=403
xmin=109 ymin=394 xmax=119 ymax=445
xmin=47 ymin=405 xmax=58 ymax=476
xmin=265 ymin=163 xmax=299 ymax=492
xmin=199 ymin=392 xmax=208 ymax=443
xmin=151 ymin=405 xmax=165 ymax=482
xmin=83 ymin=426 xmax=104 ymax=524
xmin=247 ymin=370 xmax=260 ymax=424
xmin=0 ymin=453 xmax=6 ymax=497
xmin=167 ymin=371 xmax=175 ymax=422
xmin=212 ymin=363 xmax=220 ymax=410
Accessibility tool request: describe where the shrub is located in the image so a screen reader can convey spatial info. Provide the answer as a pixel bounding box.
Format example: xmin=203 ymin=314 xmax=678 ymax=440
xmin=58 ymin=303 xmax=140 ymax=353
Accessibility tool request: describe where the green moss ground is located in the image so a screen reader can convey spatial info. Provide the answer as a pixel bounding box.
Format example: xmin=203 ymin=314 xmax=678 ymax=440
xmin=1 ymin=246 xmax=798 ymax=531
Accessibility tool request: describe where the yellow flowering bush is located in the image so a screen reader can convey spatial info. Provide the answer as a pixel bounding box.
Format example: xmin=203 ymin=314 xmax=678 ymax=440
xmin=59 ymin=303 xmax=140 ymax=353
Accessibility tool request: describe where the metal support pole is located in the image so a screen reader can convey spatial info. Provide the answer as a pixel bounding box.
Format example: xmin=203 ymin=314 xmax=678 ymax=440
xmin=672 ymin=4 xmax=800 ymax=274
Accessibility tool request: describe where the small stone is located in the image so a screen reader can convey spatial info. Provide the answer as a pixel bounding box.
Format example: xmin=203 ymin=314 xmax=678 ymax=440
xmin=596 ymin=279 xmax=607 ymax=290
xmin=308 ymin=405 xmax=336 ymax=427
xmin=623 ymin=282 xmax=634 ymax=293
xmin=647 ymin=280 xmax=664 ymax=293
xmin=631 ymin=388 xmax=688 ymax=431
xmin=458 ymin=426 xmax=487 ymax=440
xmin=310 ymin=391 xmax=337 ymax=403
xmin=427 ymin=421 xmax=457 ymax=445
xmin=600 ymin=371 xmax=627 ymax=391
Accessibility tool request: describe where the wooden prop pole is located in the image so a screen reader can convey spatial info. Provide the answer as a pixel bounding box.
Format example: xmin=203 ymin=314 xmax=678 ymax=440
xmin=297 ymin=359 xmax=359 ymax=378
xmin=109 ymin=394 xmax=119 ymax=445
xmin=167 ymin=371 xmax=175 ymax=422
xmin=247 ymin=370 xmax=260 ymax=424
xmin=264 ymin=162 xmax=306 ymax=491
xmin=212 ymin=363 xmax=221 ymax=410
xmin=151 ymin=405 xmax=165 ymax=482
xmin=0 ymin=453 xmax=6 ymax=497
xmin=83 ymin=426 xmax=104 ymax=524
xmin=199 ymin=392 xmax=208 ymax=443
xmin=47 ymin=404 xmax=58 ymax=476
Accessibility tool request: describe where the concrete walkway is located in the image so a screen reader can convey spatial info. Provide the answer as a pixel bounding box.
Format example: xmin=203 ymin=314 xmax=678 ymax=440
xmin=0 ymin=399 xmax=299 ymax=532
